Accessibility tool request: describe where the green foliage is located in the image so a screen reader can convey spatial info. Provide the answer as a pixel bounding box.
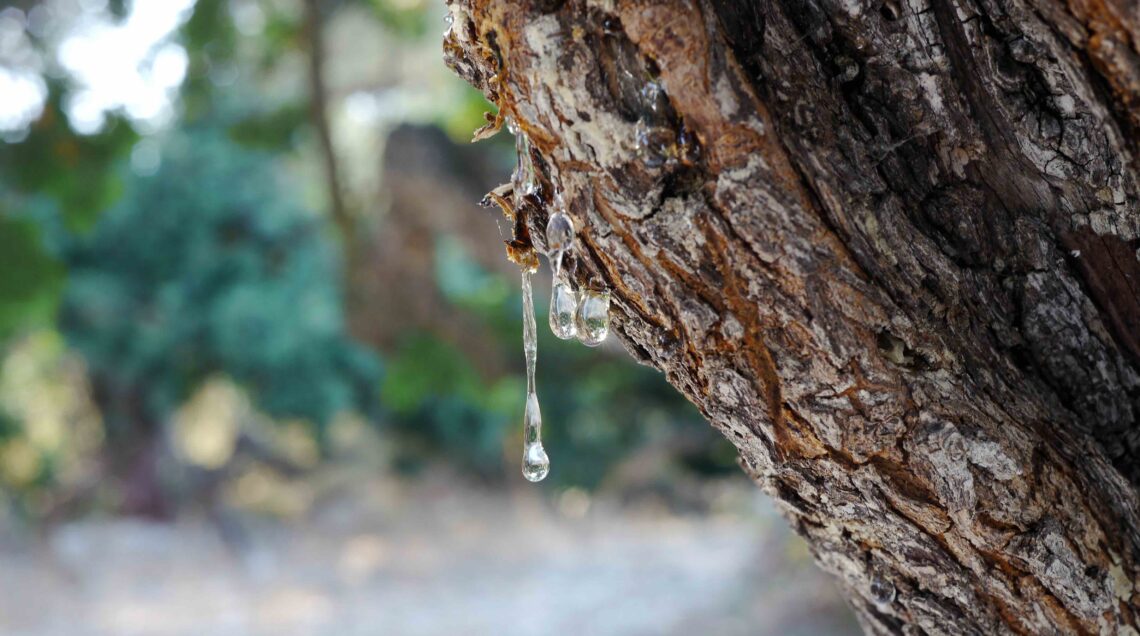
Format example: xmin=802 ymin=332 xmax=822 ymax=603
xmin=228 ymin=103 xmax=309 ymax=151
xmin=382 ymin=334 xmax=482 ymax=412
xmin=0 ymin=24 xmax=142 ymax=353
xmin=255 ymin=9 xmax=303 ymax=71
xmin=0 ymin=0 xmax=734 ymax=503
xmin=382 ymin=332 xmax=516 ymax=473
xmin=433 ymin=235 xmax=510 ymax=313
xmin=0 ymin=90 xmax=138 ymax=233
xmin=362 ymin=0 xmax=429 ymax=38
xmin=0 ymin=216 xmax=64 ymax=340
xmin=0 ymin=410 xmax=17 ymax=442
xmin=55 ymin=114 xmax=379 ymax=430
xmin=180 ymin=0 xmax=239 ymax=119
xmin=439 ymin=88 xmax=499 ymax=144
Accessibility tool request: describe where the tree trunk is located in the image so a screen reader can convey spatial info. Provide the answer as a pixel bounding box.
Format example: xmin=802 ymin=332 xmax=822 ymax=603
xmin=443 ymin=0 xmax=1140 ymax=632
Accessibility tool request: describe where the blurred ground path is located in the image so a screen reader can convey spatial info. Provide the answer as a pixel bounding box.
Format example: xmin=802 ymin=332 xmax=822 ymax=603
xmin=0 ymin=476 xmax=857 ymax=636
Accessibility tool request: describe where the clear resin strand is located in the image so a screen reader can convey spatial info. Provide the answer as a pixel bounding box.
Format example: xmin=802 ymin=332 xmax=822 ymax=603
xmin=509 ymin=119 xmax=537 ymax=203
xmin=520 ymin=270 xmax=550 ymax=482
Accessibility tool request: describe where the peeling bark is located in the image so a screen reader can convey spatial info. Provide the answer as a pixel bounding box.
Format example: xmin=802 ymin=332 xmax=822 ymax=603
xmin=443 ymin=0 xmax=1140 ymax=632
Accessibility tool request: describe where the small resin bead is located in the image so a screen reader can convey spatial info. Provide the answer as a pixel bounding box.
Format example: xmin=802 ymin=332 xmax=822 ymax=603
xmin=575 ymin=289 xmax=610 ymax=347
xmin=870 ymin=575 xmax=896 ymax=607
xmin=546 ymin=212 xmax=574 ymax=255
xmin=549 ymin=281 xmax=577 ymax=340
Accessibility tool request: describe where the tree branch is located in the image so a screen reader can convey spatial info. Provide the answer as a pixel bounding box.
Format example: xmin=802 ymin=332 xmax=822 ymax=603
xmin=303 ymin=0 xmax=353 ymax=244
xmin=444 ymin=0 xmax=1140 ymax=632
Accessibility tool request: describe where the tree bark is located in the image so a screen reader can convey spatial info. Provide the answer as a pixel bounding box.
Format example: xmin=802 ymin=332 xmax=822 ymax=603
xmin=444 ymin=0 xmax=1140 ymax=633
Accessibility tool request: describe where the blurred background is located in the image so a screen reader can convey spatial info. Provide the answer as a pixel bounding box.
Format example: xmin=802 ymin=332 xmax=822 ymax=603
xmin=0 ymin=0 xmax=856 ymax=634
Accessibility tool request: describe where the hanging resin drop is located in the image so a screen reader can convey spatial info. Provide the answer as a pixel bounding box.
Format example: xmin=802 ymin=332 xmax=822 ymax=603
xmin=545 ymin=211 xmax=578 ymax=340
xmin=575 ymin=288 xmax=610 ymax=347
xmin=549 ymin=280 xmax=578 ymax=340
xmin=546 ymin=211 xmax=574 ymax=281
xmin=521 ymin=391 xmax=549 ymax=481
xmin=640 ymin=79 xmax=666 ymax=113
xmin=508 ymin=118 xmax=537 ymax=202
xmin=634 ymin=120 xmax=662 ymax=167
xmin=546 ymin=212 xmax=574 ymax=257
xmin=520 ymin=270 xmax=550 ymax=482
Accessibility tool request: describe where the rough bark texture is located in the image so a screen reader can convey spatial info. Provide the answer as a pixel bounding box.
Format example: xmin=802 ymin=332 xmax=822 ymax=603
xmin=443 ymin=0 xmax=1140 ymax=632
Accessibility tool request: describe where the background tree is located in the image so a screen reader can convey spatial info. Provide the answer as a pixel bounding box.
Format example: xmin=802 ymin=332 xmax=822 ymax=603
xmin=0 ymin=0 xmax=734 ymax=524
xmin=444 ymin=0 xmax=1140 ymax=632
xmin=52 ymin=111 xmax=380 ymax=516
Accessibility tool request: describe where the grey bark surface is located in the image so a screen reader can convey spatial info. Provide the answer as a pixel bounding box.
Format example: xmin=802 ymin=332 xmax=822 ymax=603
xmin=443 ymin=0 xmax=1140 ymax=633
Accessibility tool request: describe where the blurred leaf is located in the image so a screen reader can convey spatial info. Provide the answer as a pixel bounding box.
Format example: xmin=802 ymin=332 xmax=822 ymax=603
xmin=228 ymin=103 xmax=308 ymax=150
xmin=0 ymin=216 xmax=64 ymax=339
xmin=0 ymin=92 xmax=137 ymax=232
xmin=183 ymin=0 xmax=238 ymax=59
xmin=181 ymin=0 xmax=240 ymax=119
xmin=0 ymin=410 xmax=18 ymax=442
xmin=381 ymin=333 xmax=482 ymax=413
xmin=440 ymin=86 xmax=499 ymax=143
xmin=364 ymin=0 xmax=429 ymax=38
xmin=259 ymin=8 xmax=303 ymax=62
xmin=433 ymin=234 xmax=509 ymax=313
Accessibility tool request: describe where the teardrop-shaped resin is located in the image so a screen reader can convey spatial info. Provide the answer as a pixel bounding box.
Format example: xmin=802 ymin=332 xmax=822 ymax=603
xmin=870 ymin=575 xmax=896 ymax=607
xmin=522 ymin=442 xmax=550 ymax=482
xmin=549 ymin=280 xmax=578 ymax=340
xmin=575 ymin=288 xmax=610 ymax=347
xmin=633 ymin=119 xmax=671 ymax=168
xmin=521 ymin=392 xmax=549 ymax=482
xmin=640 ymin=79 xmax=667 ymax=112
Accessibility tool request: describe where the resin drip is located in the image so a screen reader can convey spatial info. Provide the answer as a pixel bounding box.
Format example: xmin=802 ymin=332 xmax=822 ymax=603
xmin=508 ymin=118 xmax=537 ymax=203
xmin=520 ymin=270 xmax=550 ymax=482
xmin=546 ymin=211 xmax=577 ymax=340
xmin=575 ymin=288 xmax=610 ymax=346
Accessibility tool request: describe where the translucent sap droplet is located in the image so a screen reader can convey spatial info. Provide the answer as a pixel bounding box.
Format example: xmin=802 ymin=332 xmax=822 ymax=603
xmin=523 ymin=441 xmax=550 ymax=482
xmin=677 ymin=127 xmax=701 ymax=164
xmin=521 ymin=392 xmax=548 ymax=482
xmin=870 ymin=575 xmax=896 ymax=607
xmin=640 ymin=80 xmax=666 ymax=112
xmin=508 ymin=119 xmax=538 ymax=200
xmin=522 ymin=271 xmax=537 ymax=377
xmin=520 ymin=272 xmax=549 ymax=482
xmin=549 ymin=280 xmax=578 ymax=340
xmin=546 ymin=212 xmax=574 ymax=255
xmin=575 ymin=288 xmax=610 ymax=347
xmin=553 ymin=189 xmax=565 ymax=209
xmin=634 ymin=119 xmax=671 ymax=168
